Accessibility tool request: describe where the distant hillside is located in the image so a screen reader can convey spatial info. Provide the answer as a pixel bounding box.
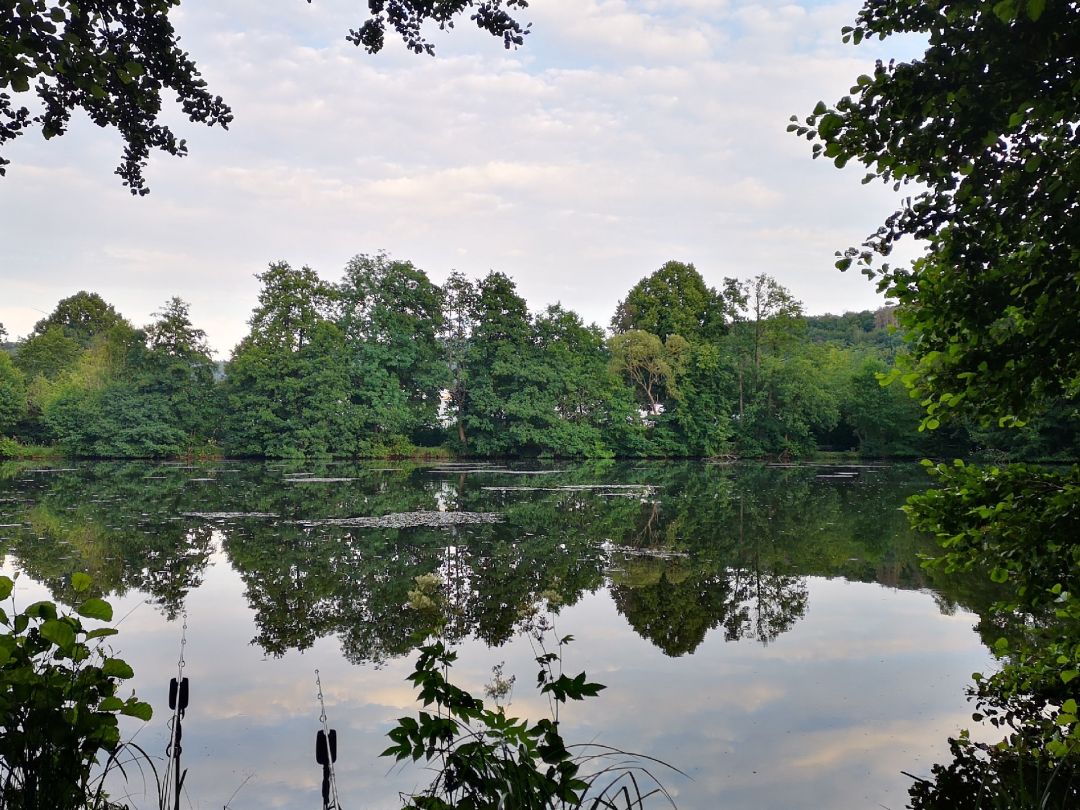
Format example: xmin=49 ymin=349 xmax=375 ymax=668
xmin=804 ymin=307 xmax=902 ymax=352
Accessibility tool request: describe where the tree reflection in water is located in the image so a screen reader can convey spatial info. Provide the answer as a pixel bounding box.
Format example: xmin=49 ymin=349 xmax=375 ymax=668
xmin=1 ymin=460 xmax=964 ymax=664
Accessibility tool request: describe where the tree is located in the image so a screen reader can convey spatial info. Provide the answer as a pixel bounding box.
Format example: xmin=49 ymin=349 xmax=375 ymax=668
xmin=725 ymin=274 xmax=803 ymax=423
xmin=0 ymin=350 xmax=25 ymax=434
xmin=607 ymin=330 xmax=685 ymax=416
xmin=456 ymin=271 xmax=536 ymax=455
xmin=1 ymin=1 xmax=528 ymax=193
xmin=142 ymin=296 xmax=218 ymax=441
xmin=348 ymin=0 xmax=531 ymax=56
xmin=338 ymin=253 xmax=445 ymax=440
xmin=611 ymin=260 xmax=727 ymax=342
xmin=28 ymin=291 xmax=122 ymax=348
xmin=441 ymin=271 xmax=480 ymax=450
xmin=12 ymin=325 xmax=81 ymax=381
xmin=1 ymin=0 xmax=231 ymax=194
xmin=223 ymin=262 xmax=360 ymax=456
xmin=244 ymin=262 xmax=334 ymax=352
xmin=792 ymin=0 xmax=1080 ymax=427
xmin=530 ymin=304 xmax=633 ymax=457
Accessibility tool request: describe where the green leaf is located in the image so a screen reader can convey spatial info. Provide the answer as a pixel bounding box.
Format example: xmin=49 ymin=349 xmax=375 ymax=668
xmin=0 ymin=576 xmax=12 ymax=601
xmin=989 ymin=567 xmax=1010 ymax=583
xmin=102 ymin=657 xmax=135 ymax=679
xmin=818 ymin=113 xmax=843 ymax=140
xmin=11 ymin=75 xmax=29 ymax=93
xmin=993 ymin=0 xmax=1017 ymax=22
xmin=120 ymin=700 xmax=153 ymax=721
xmin=71 ymin=572 xmax=92 ymax=592
xmin=1062 ymin=670 xmax=1079 ymax=685
xmin=24 ymin=600 xmax=57 ymax=620
xmin=1027 ymin=0 xmax=1046 ymax=20
xmin=1063 ymin=699 xmax=1078 ymax=715
xmin=99 ymin=697 xmax=124 ymax=712
xmin=40 ymin=618 xmax=77 ymax=649
xmin=77 ymin=597 xmax=113 ymax=622
xmin=85 ymin=627 xmax=119 ymax=640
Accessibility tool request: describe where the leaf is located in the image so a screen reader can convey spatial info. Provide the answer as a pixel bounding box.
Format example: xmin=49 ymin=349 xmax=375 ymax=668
xmin=0 ymin=575 xmax=12 ymax=601
xmin=102 ymin=657 xmax=135 ymax=679
xmin=85 ymin=627 xmax=119 ymax=640
xmin=817 ymin=113 xmax=843 ymax=140
xmin=24 ymin=600 xmax=57 ymax=620
xmin=1027 ymin=0 xmax=1046 ymax=20
xmin=71 ymin=572 xmax=92 ymax=592
xmin=77 ymin=597 xmax=113 ymax=622
xmin=992 ymin=0 xmax=1016 ymax=22
xmin=40 ymin=618 xmax=77 ymax=649
xmin=1062 ymin=670 xmax=1079 ymax=685
xmin=121 ymin=699 xmax=153 ymax=721
xmin=11 ymin=75 xmax=29 ymax=93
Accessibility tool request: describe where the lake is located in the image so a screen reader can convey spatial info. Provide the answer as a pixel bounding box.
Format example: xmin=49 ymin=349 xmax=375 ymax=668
xmin=0 ymin=460 xmax=996 ymax=809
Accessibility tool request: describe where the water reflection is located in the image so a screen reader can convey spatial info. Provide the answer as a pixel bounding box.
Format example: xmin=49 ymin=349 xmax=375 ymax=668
xmin=0 ymin=460 xmax=998 ymax=808
xmin=0 ymin=460 xmax=961 ymax=663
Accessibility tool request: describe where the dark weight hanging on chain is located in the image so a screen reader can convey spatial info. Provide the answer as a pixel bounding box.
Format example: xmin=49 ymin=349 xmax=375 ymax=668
xmin=315 ymin=729 xmax=337 ymax=765
xmin=168 ymin=677 xmax=189 ymax=712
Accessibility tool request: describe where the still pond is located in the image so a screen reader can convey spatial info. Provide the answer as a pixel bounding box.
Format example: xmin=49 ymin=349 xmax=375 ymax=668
xmin=0 ymin=460 xmax=996 ymax=809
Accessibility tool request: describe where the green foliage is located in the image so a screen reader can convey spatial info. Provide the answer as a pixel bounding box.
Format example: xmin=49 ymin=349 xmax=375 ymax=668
xmin=0 ymin=574 xmax=152 ymax=808
xmin=9 ymin=264 xmax=1077 ymax=460
xmin=837 ymin=357 xmax=935 ymax=457
xmin=0 ymin=352 xmax=25 ymax=435
xmin=907 ymin=462 xmax=1080 ymax=806
xmin=28 ymin=293 xmax=123 ymax=350
xmin=339 ymin=253 xmax=446 ymax=441
xmin=141 ymin=297 xmax=219 ymax=442
xmin=384 ymin=577 xmax=673 ymax=809
xmin=1 ymin=1 xmax=527 ymax=190
xmin=611 ymin=260 xmax=727 ymax=342
xmin=792 ymin=0 xmax=1080 ymax=799
xmin=0 ymin=1 xmax=232 ymax=193
xmin=14 ymin=325 xmax=82 ymax=382
xmin=350 ymin=0 xmax=531 ymax=56
xmin=222 ymin=262 xmax=358 ymax=457
xmin=792 ymin=0 xmax=1080 ymax=430
xmin=607 ymin=330 xmax=686 ymax=416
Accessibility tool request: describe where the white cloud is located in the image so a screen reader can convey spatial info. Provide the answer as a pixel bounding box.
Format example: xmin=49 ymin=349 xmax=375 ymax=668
xmin=0 ymin=0 xmax=927 ymax=352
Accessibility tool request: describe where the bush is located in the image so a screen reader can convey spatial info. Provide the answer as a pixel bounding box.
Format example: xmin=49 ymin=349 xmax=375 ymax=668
xmin=0 ymin=574 xmax=152 ymax=809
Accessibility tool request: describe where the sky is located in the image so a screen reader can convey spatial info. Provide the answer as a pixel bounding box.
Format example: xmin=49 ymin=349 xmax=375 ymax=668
xmin=0 ymin=0 xmax=926 ymax=356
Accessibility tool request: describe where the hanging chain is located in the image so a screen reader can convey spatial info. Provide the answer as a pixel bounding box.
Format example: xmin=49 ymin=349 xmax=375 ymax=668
xmin=175 ymin=610 xmax=188 ymax=688
xmin=316 ymin=669 xmax=328 ymax=726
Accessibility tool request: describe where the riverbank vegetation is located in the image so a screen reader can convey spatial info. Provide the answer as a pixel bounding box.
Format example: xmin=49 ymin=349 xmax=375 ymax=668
xmin=2 ymin=262 xmax=1076 ymax=461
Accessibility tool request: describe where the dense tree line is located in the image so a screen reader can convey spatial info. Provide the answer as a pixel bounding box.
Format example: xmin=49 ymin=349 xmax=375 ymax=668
xmin=1 ymin=257 xmax=1076 ymax=460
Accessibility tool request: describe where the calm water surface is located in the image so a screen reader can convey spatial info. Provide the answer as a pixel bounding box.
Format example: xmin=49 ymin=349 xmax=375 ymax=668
xmin=0 ymin=460 xmax=996 ymax=809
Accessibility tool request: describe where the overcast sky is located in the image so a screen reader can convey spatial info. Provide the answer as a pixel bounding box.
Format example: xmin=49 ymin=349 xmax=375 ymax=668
xmin=0 ymin=0 xmax=924 ymax=356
